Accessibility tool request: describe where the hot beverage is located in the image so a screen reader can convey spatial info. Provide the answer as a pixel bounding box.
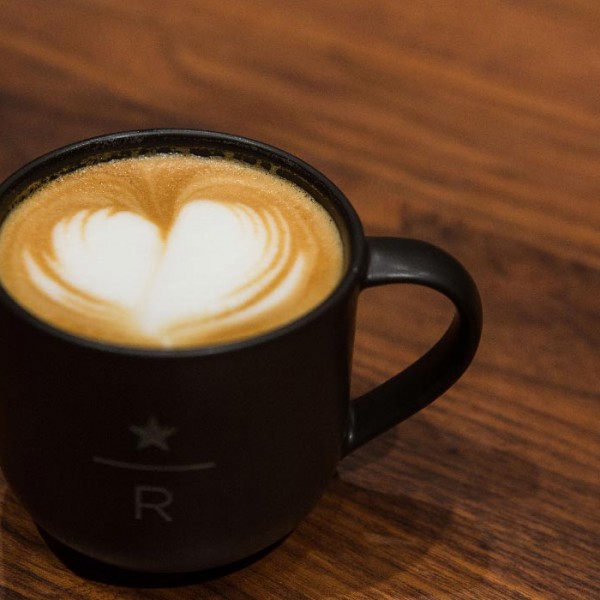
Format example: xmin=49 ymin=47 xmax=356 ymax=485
xmin=0 ymin=154 xmax=344 ymax=348
xmin=0 ymin=130 xmax=481 ymax=574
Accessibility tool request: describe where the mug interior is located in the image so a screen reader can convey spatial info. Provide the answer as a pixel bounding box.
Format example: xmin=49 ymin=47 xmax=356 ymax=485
xmin=0 ymin=129 xmax=365 ymax=355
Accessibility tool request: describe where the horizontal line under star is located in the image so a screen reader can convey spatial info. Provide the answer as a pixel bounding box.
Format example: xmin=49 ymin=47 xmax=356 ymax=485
xmin=92 ymin=456 xmax=216 ymax=472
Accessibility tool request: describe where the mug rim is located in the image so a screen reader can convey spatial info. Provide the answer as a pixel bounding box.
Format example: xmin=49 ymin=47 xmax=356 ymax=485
xmin=0 ymin=129 xmax=366 ymax=357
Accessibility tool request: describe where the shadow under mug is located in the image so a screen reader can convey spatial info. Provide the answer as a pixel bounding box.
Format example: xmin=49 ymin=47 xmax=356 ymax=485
xmin=0 ymin=130 xmax=482 ymax=574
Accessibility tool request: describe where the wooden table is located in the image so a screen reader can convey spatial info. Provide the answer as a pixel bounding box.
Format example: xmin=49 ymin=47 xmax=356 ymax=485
xmin=1 ymin=1 xmax=598 ymax=598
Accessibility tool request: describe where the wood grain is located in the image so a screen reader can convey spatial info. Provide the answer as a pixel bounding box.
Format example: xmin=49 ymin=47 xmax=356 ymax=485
xmin=0 ymin=0 xmax=598 ymax=598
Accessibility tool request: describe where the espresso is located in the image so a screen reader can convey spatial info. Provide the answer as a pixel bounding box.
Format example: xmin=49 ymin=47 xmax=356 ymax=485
xmin=0 ymin=155 xmax=344 ymax=348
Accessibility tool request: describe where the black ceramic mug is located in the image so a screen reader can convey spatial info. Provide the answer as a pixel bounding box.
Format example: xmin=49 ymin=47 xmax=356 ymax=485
xmin=0 ymin=130 xmax=482 ymax=573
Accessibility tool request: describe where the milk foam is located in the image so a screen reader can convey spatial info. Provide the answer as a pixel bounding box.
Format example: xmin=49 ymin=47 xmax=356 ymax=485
xmin=25 ymin=200 xmax=304 ymax=346
xmin=0 ymin=155 xmax=344 ymax=347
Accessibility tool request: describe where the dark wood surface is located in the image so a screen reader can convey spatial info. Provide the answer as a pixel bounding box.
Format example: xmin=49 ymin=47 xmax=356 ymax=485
xmin=1 ymin=1 xmax=599 ymax=598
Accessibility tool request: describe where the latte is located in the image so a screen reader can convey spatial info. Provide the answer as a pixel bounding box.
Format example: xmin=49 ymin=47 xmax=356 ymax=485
xmin=0 ymin=155 xmax=344 ymax=348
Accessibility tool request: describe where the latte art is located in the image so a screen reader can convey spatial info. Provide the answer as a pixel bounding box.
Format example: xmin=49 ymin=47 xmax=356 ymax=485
xmin=24 ymin=201 xmax=305 ymax=343
xmin=0 ymin=155 xmax=343 ymax=348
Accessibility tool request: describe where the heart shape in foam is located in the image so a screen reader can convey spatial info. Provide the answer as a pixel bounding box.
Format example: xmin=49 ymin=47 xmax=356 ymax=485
xmin=25 ymin=200 xmax=304 ymax=345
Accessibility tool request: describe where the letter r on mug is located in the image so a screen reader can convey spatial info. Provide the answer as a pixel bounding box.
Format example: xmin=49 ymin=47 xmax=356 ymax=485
xmin=134 ymin=485 xmax=174 ymax=522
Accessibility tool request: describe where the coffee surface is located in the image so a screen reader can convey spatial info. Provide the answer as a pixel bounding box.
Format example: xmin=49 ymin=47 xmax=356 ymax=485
xmin=0 ymin=155 xmax=344 ymax=348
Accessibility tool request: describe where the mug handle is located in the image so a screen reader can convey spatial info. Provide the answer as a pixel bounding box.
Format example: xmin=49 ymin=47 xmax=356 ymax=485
xmin=344 ymin=237 xmax=483 ymax=454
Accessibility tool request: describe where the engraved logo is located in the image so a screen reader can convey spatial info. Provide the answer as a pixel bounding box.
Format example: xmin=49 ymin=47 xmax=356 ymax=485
xmin=92 ymin=416 xmax=216 ymax=522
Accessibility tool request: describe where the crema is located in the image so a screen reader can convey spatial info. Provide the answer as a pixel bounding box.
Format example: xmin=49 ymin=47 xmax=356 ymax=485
xmin=0 ymin=155 xmax=344 ymax=348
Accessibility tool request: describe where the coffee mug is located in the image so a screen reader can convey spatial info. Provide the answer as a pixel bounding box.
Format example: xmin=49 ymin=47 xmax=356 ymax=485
xmin=0 ymin=130 xmax=482 ymax=574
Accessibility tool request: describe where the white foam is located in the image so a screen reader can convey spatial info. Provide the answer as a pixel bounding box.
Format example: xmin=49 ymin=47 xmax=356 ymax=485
xmin=50 ymin=208 xmax=163 ymax=309
xmin=25 ymin=200 xmax=306 ymax=344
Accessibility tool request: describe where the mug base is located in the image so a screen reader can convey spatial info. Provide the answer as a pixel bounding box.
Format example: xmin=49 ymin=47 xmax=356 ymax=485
xmin=37 ymin=525 xmax=288 ymax=588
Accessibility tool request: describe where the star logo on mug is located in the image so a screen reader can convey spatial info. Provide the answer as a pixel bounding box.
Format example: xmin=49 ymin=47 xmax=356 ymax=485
xmin=129 ymin=416 xmax=178 ymax=451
